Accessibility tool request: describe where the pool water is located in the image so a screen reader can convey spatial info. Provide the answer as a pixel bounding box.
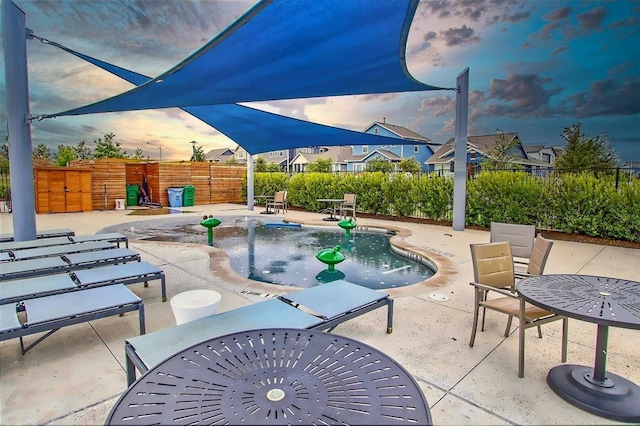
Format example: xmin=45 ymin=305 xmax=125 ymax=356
xmin=101 ymin=216 xmax=435 ymax=290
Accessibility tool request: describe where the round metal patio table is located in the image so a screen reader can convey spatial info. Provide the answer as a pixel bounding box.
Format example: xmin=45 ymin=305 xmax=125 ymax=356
xmin=517 ymin=274 xmax=640 ymax=423
xmin=106 ymin=328 xmax=431 ymax=425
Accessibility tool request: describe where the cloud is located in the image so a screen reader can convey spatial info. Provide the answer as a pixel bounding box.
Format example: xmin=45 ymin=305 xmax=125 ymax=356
xmin=561 ymin=76 xmax=640 ymax=118
xmin=419 ymin=95 xmax=455 ymax=117
xmin=441 ymin=25 xmax=481 ymax=46
xmin=577 ymin=6 xmax=607 ymax=31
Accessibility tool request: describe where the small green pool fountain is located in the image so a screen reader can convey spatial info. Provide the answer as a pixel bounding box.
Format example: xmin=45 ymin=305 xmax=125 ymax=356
xmin=200 ymin=215 xmax=221 ymax=245
xmin=338 ymin=217 xmax=357 ymax=236
xmin=316 ymin=245 xmax=345 ymax=272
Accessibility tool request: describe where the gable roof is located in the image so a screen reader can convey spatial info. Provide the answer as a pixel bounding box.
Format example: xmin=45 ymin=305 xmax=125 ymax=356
xmin=204 ymin=148 xmax=234 ymax=162
xmin=364 ymin=121 xmax=431 ymax=142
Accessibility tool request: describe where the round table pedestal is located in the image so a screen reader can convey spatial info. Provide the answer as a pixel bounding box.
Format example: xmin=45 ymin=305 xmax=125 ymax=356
xmin=547 ymin=364 xmax=640 ymax=423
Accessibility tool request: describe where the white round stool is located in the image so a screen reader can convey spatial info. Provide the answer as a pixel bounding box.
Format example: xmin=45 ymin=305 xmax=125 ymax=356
xmin=170 ymin=290 xmax=221 ymax=325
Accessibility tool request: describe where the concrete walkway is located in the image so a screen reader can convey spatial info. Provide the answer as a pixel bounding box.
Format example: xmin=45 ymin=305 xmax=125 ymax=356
xmin=0 ymin=204 xmax=638 ymax=425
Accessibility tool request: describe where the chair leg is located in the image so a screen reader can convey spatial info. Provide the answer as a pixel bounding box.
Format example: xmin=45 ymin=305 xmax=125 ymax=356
xmin=504 ymin=315 xmax=513 ymax=337
xmin=481 ymin=291 xmax=487 ymax=331
xmin=469 ymin=288 xmax=481 ymax=347
xmin=537 ymin=325 xmax=542 ymax=338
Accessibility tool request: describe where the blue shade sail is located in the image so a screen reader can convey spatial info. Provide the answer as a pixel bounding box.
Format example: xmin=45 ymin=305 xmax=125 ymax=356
xmin=47 ymin=0 xmax=446 ymax=118
xmin=53 ymin=38 xmax=437 ymax=155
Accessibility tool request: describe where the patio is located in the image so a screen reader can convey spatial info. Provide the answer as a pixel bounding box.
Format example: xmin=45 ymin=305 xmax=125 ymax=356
xmin=0 ymin=203 xmax=638 ymax=425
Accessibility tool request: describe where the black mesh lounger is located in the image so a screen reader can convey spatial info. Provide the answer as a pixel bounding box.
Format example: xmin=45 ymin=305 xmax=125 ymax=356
xmin=0 ymin=228 xmax=74 ymax=243
xmin=0 ymin=248 xmax=141 ymax=281
xmin=0 ymin=284 xmax=144 ymax=354
xmin=124 ymin=280 xmax=393 ymax=385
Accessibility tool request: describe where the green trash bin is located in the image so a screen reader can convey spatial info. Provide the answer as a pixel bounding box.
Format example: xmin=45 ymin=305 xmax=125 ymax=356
xmin=183 ymin=185 xmax=195 ymax=207
xmin=126 ymin=184 xmax=139 ymax=206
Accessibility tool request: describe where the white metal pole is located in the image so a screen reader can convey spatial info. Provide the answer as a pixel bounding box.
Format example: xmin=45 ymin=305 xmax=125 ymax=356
xmin=452 ymin=68 xmax=469 ymax=231
xmin=247 ymin=153 xmax=254 ymax=210
xmin=3 ymin=0 xmax=37 ymax=240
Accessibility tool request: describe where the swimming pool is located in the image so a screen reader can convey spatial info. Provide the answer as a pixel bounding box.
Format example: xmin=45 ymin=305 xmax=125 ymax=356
xmin=101 ymin=216 xmax=435 ymax=290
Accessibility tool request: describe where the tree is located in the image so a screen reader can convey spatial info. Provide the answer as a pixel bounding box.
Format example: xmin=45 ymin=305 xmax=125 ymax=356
xmin=398 ymin=157 xmax=420 ymax=174
xmin=255 ymin=157 xmax=268 ymax=172
xmin=93 ymin=133 xmax=127 ymax=158
xmin=130 ymin=147 xmax=145 ymax=159
xmin=190 ymin=144 xmax=206 ymax=162
xmin=0 ymin=143 xmax=8 ymax=161
xmin=33 ymin=143 xmax=52 ymax=166
xmin=366 ymin=158 xmax=393 ymax=173
xmin=54 ymin=145 xmax=77 ymax=166
xmin=226 ymin=156 xmax=238 ymax=164
xmin=306 ymin=158 xmax=332 ymax=173
xmin=482 ymin=129 xmax=522 ymax=170
xmin=555 ymin=123 xmax=617 ymax=171
xmin=75 ymin=141 xmax=93 ymax=160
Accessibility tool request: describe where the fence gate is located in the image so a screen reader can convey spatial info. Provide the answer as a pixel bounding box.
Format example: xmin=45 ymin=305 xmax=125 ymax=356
xmin=35 ymin=167 xmax=93 ymax=213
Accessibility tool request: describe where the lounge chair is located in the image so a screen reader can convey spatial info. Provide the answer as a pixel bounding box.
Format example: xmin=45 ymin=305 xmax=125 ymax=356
xmin=0 ymin=228 xmax=74 ymax=243
xmin=0 ymin=248 xmax=141 ymax=281
xmin=124 ymin=280 xmax=393 ymax=384
xmin=4 ymin=241 xmax=115 ymax=262
xmin=69 ymin=233 xmax=129 ymax=248
xmin=0 ymin=284 xmax=144 ymax=354
xmin=0 ymin=261 xmax=166 ymax=305
xmin=0 ymin=233 xmax=127 ymax=253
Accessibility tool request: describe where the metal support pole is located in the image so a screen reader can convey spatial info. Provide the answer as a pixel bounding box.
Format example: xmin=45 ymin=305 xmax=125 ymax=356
xmin=247 ymin=153 xmax=254 ymax=210
xmin=3 ymin=0 xmax=36 ymax=240
xmin=452 ymin=68 xmax=469 ymax=231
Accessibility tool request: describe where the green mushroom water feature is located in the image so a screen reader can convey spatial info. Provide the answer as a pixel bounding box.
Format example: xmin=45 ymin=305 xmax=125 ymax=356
xmin=316 ymin=245 xmax=345 ymax=272
xmin=338 ymin=217 xmax=357 ymax=236
xmin=200 ymin=215 xmax=221 ymax=245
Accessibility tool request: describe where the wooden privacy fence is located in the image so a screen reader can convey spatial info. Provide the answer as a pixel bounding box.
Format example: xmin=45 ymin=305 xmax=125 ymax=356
xmin=32 ymin=159 xmax=246 ymax=212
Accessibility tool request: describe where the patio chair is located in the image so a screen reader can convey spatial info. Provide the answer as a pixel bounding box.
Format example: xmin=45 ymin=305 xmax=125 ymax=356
xmin=514 ymin=234 xmax=554 ymax=281
xmin=124 ymin=279 xmax=393 ymax=384
xmin=490 ymin=222 xmax=535 ymax=272
xmin=0 ymin=284 xmax=144 ymax=355
xmin=5 ymin=240 xmax=116 ymax=262
xmin=339 ymin=193 xmax=357 ymax=219
xmin=468 ymin=241 xmax=567 ymax=377
xmin=267 ymin=190 xmax=287 ymax=214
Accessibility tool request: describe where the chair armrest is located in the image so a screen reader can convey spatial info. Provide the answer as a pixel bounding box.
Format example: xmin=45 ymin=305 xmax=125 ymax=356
xmin=469 ymin=282 xmax=518 ymax=298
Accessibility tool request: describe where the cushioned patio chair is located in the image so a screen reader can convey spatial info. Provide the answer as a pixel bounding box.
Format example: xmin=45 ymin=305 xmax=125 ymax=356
xmin=5 ymin=240 xmax=115 ymax=262
xmin=339 ymin=193 xmax=357 ymax=219
xmin=0 ymin=284 xmax=144 ymax=355
xmin=124 ymin=280 xmax=393 ymax=384
xmin=468 ymin=241 xmax=567 ymax=377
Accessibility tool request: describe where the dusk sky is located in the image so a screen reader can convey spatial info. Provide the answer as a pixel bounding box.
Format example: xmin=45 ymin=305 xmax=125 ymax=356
xmin=1 ymin=0 xmax=639 ymax=163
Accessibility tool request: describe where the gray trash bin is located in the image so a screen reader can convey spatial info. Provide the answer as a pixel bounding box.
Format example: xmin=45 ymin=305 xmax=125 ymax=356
xmin=167 ymin=187 xmax=184 ymax=207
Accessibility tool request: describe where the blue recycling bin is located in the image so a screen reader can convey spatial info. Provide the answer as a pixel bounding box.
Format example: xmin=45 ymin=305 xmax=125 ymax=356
xmin=167 ymin=187 xmax=184 ymax=207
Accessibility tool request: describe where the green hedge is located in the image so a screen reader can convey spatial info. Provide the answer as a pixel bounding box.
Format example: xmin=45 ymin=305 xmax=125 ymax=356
xmin=248 ymin=171 xmax=639 ymax=242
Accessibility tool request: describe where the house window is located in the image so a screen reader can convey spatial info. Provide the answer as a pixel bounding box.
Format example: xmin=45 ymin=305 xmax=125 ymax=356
xmin=413 ymin=145 xmax=419 ymax=153
xmin=470 ymin=151 xmax=476 ymax=160
xmin=374 ymin=128 xmax=378 ymax=135
xmin=279 ymin=150 xmax=284 ymax=157
xmin=362 ymin=146 xmax=369 ymax=154
xmin=354 ymin=163 xmax=364 ymax=171
xmin=268 ymin=152 xmax=273 ymax=158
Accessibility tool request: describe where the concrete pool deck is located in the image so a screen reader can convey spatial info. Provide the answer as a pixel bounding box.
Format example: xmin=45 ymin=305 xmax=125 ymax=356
xmin=0 ymin=203 xmax=638 ymax=425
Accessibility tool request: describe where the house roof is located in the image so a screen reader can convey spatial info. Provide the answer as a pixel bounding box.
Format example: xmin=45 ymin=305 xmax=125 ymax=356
xmin=364 ymin=121 xmax=431 ymax=143
xmin=361 ymin=149 xmax=402 ymax=162
xmin=204 ymin=148 xmax=234 ymax=162
xmin=291 ymin=146 xmax=353 ymax=164
xmin=426 ymin=132 xmax=553 ymax=167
